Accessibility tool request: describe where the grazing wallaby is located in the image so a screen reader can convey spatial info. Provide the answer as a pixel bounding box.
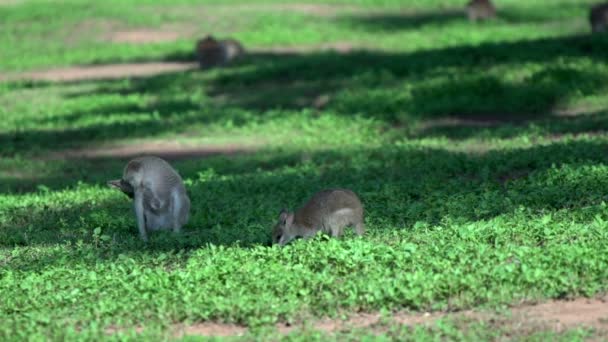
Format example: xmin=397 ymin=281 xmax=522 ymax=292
xmin=466 ymin=0 xmax=496 ymax=21
xmin=272 ymin=189 xmax=365 ymax=246
xmin=195 ymin=35 xmax=245 ymax=69
xmin=590 ymin=2 xmax=608 ymax=33
xmin=108 ymin=156 xmax=190 ymax=241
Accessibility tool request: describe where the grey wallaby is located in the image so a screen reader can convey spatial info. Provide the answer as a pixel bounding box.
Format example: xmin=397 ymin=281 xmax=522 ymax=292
xmin=272 ymin=189 xmax=365 ymax=246
xmin=195 ymin=35 xmax=245 ymax=69
xmin=108 ymin=156 xmax=190 ymax=241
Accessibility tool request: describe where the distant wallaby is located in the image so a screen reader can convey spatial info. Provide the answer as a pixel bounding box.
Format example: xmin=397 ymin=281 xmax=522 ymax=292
xmin=466 ymin=0 xmax=496 ymax=21
xmin=272 ymin=189 xmax=365 ymax=246
xmin=590 ymin=2 xmax=608 ymax=33
xmin=108 ymin=156 xmax=190 ymax=241
xmin=195 ymin=35 xmax=245 ymax=69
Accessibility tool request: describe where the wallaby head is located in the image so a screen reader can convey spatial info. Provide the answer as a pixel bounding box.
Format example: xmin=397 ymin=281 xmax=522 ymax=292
xmin=107 ymin=158 xmax=145 ymax=197
xmin=107 ymin=179 xmax=135 ymax=199
xmin=272 ymin=208 xmax=295 ymax=246
xmin=222 ymin=39 xmax=245 ymax=58
xmin=590 ymin=3 xmax=608 ymax=33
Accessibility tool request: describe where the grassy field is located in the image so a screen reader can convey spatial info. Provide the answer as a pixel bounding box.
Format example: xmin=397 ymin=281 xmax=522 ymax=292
xmin=1 ymin=0 xmax=608 ymax=340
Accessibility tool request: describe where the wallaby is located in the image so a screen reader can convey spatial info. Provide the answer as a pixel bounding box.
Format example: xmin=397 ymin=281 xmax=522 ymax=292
xmin=272 ymin=189 xmax=365 ymax=246
xmin=466 ymin=0 xmax=496 ymax=22
xmin=108 ymin=156 xmax=190 ymax=241
xmin=195 ymin=35 xmax=245 ymax=69
xmin=590 ymin=2 xmax=608 ymax=33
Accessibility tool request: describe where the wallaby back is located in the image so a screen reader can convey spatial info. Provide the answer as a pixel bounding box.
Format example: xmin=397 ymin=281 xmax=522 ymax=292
xmin=195 ymin=35 xmax=245 ymax=69
xmin=122 ymin=156 xmax=186 ymax=197
xmin=196 ymin=36 xmax=225 ymax=69
xmin=294 ymin=189 xmax=363 ymax=234
xmin=272 ymin=188 xmax=365 ymax=246
xmin=466 ymin=0 xmax=496 ymax=21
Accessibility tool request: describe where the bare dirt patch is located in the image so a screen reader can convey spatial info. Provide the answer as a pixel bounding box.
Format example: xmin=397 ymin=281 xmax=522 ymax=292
xmin=66 ymin=19 xmax=123 ymax=45
xmin=154 ymin=3 xmax=362 ymax=18
xmin=0 ymin=0 xmax=24 ymax=6
xmin=0 ymin=42 xmax=366 ymax=83
xmin=168 ymin=297 xmax=608 ymax=338
xmin=47 ymin=141 xmax=257 ymax=161
xmin=275 ymin=312 xmax=410 ymax=335
xmin=0 ymin=62 xmax=197 ymax=82
xmin=418 ymin=115 xmax=531 ymax=132
xmin=251 ymin=42 xmax=358 ymax=55
xmin=525 ymin=297 xmax=608 ymax=332
xmin=174 ymin=322 xmax=247 ymax=338
xmin=239 ymin=3 xmax=362 ymax=17
xmin=107 ymin=30 xmax=182 ymax=44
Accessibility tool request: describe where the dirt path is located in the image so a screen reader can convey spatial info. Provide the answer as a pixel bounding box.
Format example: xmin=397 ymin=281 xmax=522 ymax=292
xmin=169 ymin=297 xmax=608 ymax=338
xmin=0 ymin=43 xmax=359 ymax=83
xmin=0 ymin=62 xmax=198 ymax=82
xmin=46 ymin=140 xmax=258 ymax=161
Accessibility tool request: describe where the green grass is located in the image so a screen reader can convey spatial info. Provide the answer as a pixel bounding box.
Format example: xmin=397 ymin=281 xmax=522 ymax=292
xmin=2 ymin=0 xmax=608 ymax=340
xmin=0 ymin=0 xmax=601 ymax=71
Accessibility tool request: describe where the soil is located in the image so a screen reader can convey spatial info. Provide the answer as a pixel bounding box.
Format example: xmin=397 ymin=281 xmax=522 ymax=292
xmin=106 ymin=30 xmax=182 ymax=44
xmin=47 ymin=141 xmax=257 ymax=161
xmin=168 ymin=297 xmax=608 ymax=337
xmin=0 ymin=0 xmax=23 ymax=6
xmin=0 ymin=62 xmax=198 ymax=82
xmin=250 ymin=42 xmax=357 ymax=54
xmin=174 ymin=322 xmax=247 ymax=338
xmin=240 ymin=3 xmax=361 ymax=17
xmin=0 ymin=41 xmax=361 ymax=83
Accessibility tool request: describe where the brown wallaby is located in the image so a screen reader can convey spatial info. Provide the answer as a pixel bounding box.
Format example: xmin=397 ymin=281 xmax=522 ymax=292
xmin=466 ymin=0 xmax=496 ymax=22
xmin=108 ymin=156 xmax=190 ymax=241
xmin=195 ymin=35 xmax=245 ymax=69
xmin=590 ymin=2 xmax=608 ymax=33
xmin=272 ymin=189 xmax=365 ymax=246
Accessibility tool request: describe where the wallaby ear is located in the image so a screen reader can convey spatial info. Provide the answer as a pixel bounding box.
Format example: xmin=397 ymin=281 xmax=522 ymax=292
xmin=107 ymin=179 xmax=122 ymax=189
xmin=285 ymin=213 xmax=294 ymax=226
xmin=279 ymin=208 xmax=289 ymax=224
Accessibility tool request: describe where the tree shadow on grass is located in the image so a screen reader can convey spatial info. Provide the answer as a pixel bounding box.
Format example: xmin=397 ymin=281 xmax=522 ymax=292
xmin=65 ymin=34 xmax=608 ymax=118
xmin=415 ymin=110 xmax=608 ymax=140
xmin=496 ymin=3 xmax=591 ymax=24
xmin=341 ymin=2 xmax=590 ymax=31
xmin=0 ymin=146 xmax=259 ymax=194
xmin=340 ymin=9 xmax=465 ymax=31
xmin=2 ymin=138 xmax=608 ymax=253
xmin=1 ymin=33 xmax=607 ymax=157
xmin=179 ymin=34 xmax=607 ymax=124
xmin=1 ymin=105 xmax=195 ymax=156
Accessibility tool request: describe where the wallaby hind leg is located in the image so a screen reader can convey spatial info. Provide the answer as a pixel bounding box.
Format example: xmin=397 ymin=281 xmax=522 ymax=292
xmin=133 ymin=190 xmax=149 ymax=241
xmin=170 ymin=190 xmax=184 ymax=234
xmin=330 ymin=226 xmax=342 ymax=238
xmin=354 ymin=222 xmax=365 ymax=236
